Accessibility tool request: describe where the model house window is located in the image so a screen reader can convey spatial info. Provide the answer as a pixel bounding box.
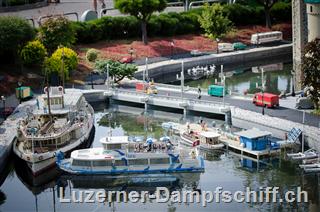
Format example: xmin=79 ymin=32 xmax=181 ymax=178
xmin=310 ymin=6 xmax=313 ymax=13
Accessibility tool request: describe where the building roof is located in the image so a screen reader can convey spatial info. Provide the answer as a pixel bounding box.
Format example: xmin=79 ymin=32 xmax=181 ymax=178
xmin=33 ymin=88 xmax=83 ymax=115
xmin=100 ymin=136 xmax=129 ymax=144
xmin=305 ymin=0 xmax=320 ymax=4
xmin=235 ymin=128 xmax=272 ymax=139
xmin=199 ymin=131 xmax=220 ymax=138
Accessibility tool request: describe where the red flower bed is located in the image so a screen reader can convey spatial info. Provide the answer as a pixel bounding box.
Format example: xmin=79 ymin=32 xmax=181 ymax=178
xmin=76 ymin=23 xmax=292 ymax=63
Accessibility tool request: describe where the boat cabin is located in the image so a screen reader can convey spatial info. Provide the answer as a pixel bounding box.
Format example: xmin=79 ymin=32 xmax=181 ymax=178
xmin=199 ymin=132 xmax=220 ymax=145
xmin=100 ymin=136 xmax=129 ymax=151
xmin=235 ymin=128 xmax=272 ymax=151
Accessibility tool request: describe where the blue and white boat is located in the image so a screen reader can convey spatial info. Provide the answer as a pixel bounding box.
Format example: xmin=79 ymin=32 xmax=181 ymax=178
xmin=56 ymin=136 xmax=204 ymax=175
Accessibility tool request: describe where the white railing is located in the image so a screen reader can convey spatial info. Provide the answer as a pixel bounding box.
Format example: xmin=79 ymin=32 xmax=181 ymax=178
xmin=114 ymin=89 xmax=229 ymax=108
xmin=189 ymin=0 xmax=221 ymax=9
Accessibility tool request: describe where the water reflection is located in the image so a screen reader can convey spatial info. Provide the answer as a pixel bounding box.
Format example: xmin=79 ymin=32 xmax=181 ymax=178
xmin=185 ymin=63 xmax=293 ymax=95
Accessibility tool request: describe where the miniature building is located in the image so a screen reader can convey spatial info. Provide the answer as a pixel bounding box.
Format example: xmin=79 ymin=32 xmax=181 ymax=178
xmin=42 ymin=87 xmax=65 ymax=110
xmin=235 ymin=128 xmax=272 ymax=151
xmin=305 ymin=0 xmax=320 ymax=41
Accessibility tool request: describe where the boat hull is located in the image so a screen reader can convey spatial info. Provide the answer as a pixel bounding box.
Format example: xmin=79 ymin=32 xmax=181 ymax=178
xmin=180 ymin=135 xmax=224 ymax=151
xmin=14 ymin=125 xmax=95 ymax=176
xmin=57 ymin=156 xmax=205 ymax=175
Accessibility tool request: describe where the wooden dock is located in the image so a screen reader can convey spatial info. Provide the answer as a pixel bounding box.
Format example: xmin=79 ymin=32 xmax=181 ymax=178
xmin=219 ymin=136 xmax=281 ymax=160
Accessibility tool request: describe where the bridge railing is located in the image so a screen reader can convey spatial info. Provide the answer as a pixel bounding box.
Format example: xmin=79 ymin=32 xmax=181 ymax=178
xmin=100 ymin=8 xmax=115 ymax=18
xmin=38 ymin=12 xmax=79 ymax=26
xmin=114 ymin=89 xmax=229 ymax=108
xmin=189 ymin=0 xmax=220 ymax=9
xmin=167 ymin=1 xmax=185 ymax=7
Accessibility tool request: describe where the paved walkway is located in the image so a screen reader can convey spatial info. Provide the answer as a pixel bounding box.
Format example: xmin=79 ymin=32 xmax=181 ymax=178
xmin=0 ymin=0 xmax=183 ymax=26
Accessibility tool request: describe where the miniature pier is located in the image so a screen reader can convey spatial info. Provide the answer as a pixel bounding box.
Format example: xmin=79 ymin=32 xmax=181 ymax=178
xmin=165 ymin=122 xmax=295 ymax=161
xmin=219 ymin=136 xmax=281 ymax=160
xmin=0 ymin=100 xmax=35 ymax=173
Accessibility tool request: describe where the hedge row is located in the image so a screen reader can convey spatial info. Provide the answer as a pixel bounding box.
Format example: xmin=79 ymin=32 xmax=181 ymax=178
xmin=72 ymin=2 xmax=291 ymax=44
xmin=224 ymin=2 xmax=292 ymax=26
xmin=72 ymin=9 xmax=202 ymax=44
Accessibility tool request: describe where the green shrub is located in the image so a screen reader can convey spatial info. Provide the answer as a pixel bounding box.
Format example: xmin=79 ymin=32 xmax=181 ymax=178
xmin=95 ymin=60 xmax=137 ymax=83
xmin=0 ymin=16 xmax=35 ymax=61
xmin=199 ymin=3 xmax=233 ymax=39
xmin=86 ymin=48 xmax=99 ymax=62
xmin=224 ymin=3 xmax=264 ymax=26
xmin=44 ymin=47 xmax=78 ymax=79
xmin=20 ymin=40 xmax=47 ymax=66
xmin=71 ymin=2 xmax=291 ymax=44
xmin=38 ymin=16 xmax=75 ymax=53
xmin=72 ymin=21 xmax=103 ymax=44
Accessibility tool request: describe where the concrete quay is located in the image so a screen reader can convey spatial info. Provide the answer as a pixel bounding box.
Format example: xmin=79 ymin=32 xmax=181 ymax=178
xmin=0 ymin=100 xmax=35 ymax=173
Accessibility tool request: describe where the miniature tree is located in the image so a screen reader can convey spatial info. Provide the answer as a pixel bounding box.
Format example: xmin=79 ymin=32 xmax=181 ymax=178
xmin=114 ymin=0 xmax=167 ymax=44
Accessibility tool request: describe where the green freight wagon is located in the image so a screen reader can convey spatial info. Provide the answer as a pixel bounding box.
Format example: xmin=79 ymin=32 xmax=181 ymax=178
xmin=208 ymin=85 xmax=225 ymax=97
xmin=16 ymin=86 xmax=33 ymax=100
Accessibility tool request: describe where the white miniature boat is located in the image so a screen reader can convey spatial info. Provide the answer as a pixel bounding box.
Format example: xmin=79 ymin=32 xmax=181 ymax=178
xmin=299 ymin=163 xmax=320 ymax=169
xmin=180 ymin=131 xmax=224 ymax=151
xmin=301 ymin=163 xmax=320 ymax=173
xmin=302 ymin=158 xmax=320 ymax=165
xmin=56 ymin=136 xmax=204 ymax=175
xmin=287 ymin=149 xmax=318 ymax=160
xmin=13 ymin=87 xmax=95 ymax=176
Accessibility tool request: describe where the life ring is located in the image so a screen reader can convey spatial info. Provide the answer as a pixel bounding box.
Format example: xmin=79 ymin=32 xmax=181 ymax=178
xmin=135 ymin=143 xmax=139 ymax=150
xmin=58 ymin=86 xmax=64 ymax=92
xmin=139 ymin=143 xmax=143 ymax=149
xmin=39 ymin=156 xmax=43 ymax=160
xmin=153 ymin=143 xmax=158 ymax=149
xmin=162 ymin=143 xmax=166 ymax=149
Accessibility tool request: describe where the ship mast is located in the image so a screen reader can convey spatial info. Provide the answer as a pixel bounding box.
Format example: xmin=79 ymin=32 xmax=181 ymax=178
xmin=61 ymin=46 xmax=65 ymax=108
xmin=46 ymin=71 xmax=53 ymax=123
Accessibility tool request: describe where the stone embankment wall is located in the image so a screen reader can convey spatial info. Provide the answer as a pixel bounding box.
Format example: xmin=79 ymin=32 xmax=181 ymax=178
xmin=136 ymin=44 xmax=293 ymax=82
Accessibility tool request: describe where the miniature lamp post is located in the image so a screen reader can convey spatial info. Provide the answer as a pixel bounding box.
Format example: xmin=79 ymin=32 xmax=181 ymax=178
xmin=1 ymin=96 xmax=5 ymax=113
xmin=90 ymin=72 xmax=94 ymax=89
xmin=261 ymin=68 xmax=265 ymax=115
xmin=176 ymin=61 xmax=185 ymax=100
xmin=18 ymin=81 xmax=22 ymax=104
xmin=216 ymin=38 xmax=220 ymax=54
xmin=170 ymin=41 xmax=175 ymax=59
xmin=129 ymin=47 xmax=134 ymax=62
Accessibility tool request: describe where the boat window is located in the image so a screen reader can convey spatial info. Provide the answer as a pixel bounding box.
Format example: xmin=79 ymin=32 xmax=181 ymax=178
xmin=92 ymin=160 xmax=112 ymax=166
xmin=114 ymin=160 xmax=126 ymax=166
xmin=107 ymin=144 xmax=122 ymax=150
xmin=128 ymin=159 xmax=149 ymax=165
xmin=72 ymin=160 xmax=91 ymax=167
xmin=150 ymin=158 xmax=170 ymax=164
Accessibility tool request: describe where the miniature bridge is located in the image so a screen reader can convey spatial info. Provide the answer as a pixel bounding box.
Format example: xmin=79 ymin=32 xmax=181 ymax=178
xmin=82 ymin=89 xmax=232 ymax=123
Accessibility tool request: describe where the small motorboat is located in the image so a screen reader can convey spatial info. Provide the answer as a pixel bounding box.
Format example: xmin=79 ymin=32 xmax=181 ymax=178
xmin=302 ymin=158 xmax=320 ymax=165
xmin=300 ymin=163 xmax=320 ymax=173
xmin=287 ymin=149 xmax=318 ymax=160
xmin=180 ymin=130 xmax=224 ymax=151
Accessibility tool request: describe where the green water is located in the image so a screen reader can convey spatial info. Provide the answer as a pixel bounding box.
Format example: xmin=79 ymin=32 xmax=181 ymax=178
xmin=0 ymin=108 xmax=319 ymax=212
xmin=186 ymin=64 xmax=293 ymax=95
